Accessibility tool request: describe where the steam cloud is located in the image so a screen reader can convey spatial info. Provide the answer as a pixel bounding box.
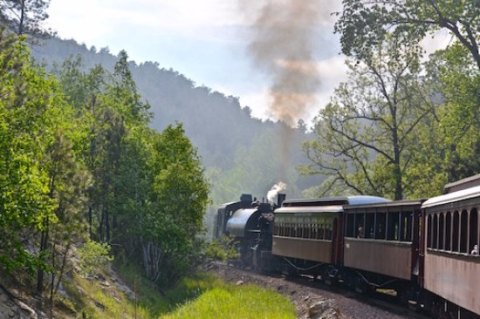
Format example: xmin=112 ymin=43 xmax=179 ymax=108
xmin=240 ymin=0 xmax=327 ymax=126
xmin=267 ymin=182 xmax=287 ymax=204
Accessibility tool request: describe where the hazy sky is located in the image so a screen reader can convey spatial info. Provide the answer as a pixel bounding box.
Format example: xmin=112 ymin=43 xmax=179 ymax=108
xmin=45 ymin=0 xmax=348 ymax=124
xmin=45 ymin=0 xmax=446 ymax=124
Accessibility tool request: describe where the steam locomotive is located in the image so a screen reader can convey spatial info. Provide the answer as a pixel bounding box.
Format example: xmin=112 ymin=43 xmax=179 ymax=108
xmin=215 ymin=175 xmax=480 ymax=319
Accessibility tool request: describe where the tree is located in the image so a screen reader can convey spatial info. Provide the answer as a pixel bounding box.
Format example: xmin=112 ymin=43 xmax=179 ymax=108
xmin=335 ymin=0 xmax=480 ymax=70
xmin=405 ymin=42 xmax=480 ymax=195
xmin=332 ymin=0 xmax=480 ymax=194
xmin=0 ymin=0 xmax=51 ymax=36
xmin=0 ymin=28 xmax=52 ymax=273
xmin=301 ymin=36 xmax=433 ymax=199
xmin=140 ymin=124 xmax=209 ymax=285
xmin=36 ymin=133 xmax=90 ymax=298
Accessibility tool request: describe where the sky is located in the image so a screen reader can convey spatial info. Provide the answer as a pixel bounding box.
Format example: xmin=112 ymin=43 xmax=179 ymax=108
xmin=45 ymin=0 xmax=347 ymax=125
xmin=45 ymin=0 xmax=449 ymax=125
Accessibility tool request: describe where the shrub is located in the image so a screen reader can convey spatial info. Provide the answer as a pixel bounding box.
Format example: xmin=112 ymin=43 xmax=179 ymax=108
xmin=78 ymin=240 xmax=113 ymax=277
xmin=204 ymin=236 xmax=238 ymax=262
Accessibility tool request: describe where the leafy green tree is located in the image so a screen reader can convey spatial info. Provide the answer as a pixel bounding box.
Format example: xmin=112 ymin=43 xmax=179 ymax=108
xmin=301 ymin=36 xmax=432 ymax=199
xmin=332 ymin=0 xmax=480 ymax=195
xmin=54 ymin=53 xmax=209 ymax=287
xmin=405 ymin=43 xmax=480 ymax=195
xmin=334 ymin=0 xmax=480 ymax=70
xmin=140 ymin=124 xmax=209 ymax=285
xmin=110 ymin=124 xmax=155 ymax=258
xmin=36 ymin=132 xmax=91 ymax=300
xmin=0 ymin=27 xmax=59 ymax=273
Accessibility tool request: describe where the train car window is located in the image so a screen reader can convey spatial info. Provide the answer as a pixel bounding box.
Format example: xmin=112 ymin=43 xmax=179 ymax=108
xmin=303 ymin=218 xmax=308 ymax=238
xmin=318 ymin=223 xmax=324 ymax=240
xmin=387 ymin=212 xmax=400 ymax=240
xmin=365 ymin=213 xmax=375 ymax=239
xmin=297 ymin=217 xmax=302 ymax=238
xmin=400 ymin=212 xmax=412 ymax=242
xmin=433 ymin=214 xmax=438 ymax=249
xmin=439 ymin=213 xmax=445 ymax=250
xmin=445 ymin=212 xmax=452 ymax=250
xmin=453 ymin=211 xmax=459 ymax=252
xmin=306 ymin=221 xmax=311 ymax=239
xmin=302 ymin=221 xmax=306 ymax=238
xmin=469 ymin=209 xmax=478 ymax=254
xmin=376 ymin=212 xmax=386 ymax=239
xmin=427 ymin=214 xmax=432 ymax=248
xmin=355 ymin=213 xmax=365 ymax=238
xmin=325 ymin=222 xmax=332 ymax=240
xmin=469 ymin=208 xmax=478 ymax=252
xmin=460 ymin=210 xmax=468 ymax=253
xmin=346 ymin=213 xmax=355 ymax=237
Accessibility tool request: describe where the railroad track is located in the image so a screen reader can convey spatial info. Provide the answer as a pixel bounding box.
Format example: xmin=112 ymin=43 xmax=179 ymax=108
xmin=286 ymin=273 xmax=431 ymax=319
xmin=214 ymin=262 xmax=430 ymax=319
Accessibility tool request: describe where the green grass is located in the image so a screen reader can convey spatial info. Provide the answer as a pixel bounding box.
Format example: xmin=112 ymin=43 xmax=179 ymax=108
xmin=160 ymin=284 xmax=296 ymax=319
xmin=115 ymin=264 xmax=224 ymax=316
xmin=64 ymin=264 xmax=296 ymax=319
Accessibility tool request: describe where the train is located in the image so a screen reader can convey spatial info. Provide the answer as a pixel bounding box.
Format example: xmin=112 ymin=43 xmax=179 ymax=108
xmin=214 ymin=174 xmax=480 ymax=319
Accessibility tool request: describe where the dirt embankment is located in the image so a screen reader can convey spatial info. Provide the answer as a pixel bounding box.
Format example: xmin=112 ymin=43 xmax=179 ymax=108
xmin=210 ymin=263 xmax=427 ymax=319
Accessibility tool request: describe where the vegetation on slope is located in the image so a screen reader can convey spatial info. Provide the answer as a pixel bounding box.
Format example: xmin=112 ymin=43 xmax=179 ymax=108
xmin=60 ymin=263 xmax=295 ymax=319
xmin=0 ymin=26 xmax=208 ymax=314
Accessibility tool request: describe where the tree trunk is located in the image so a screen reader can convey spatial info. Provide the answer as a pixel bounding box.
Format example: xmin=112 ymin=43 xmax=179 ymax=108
xmin=142 ymin=241 xmax=162 ymax=281
xmin=36 ymin=218 xmax=49 ymax=295
xmin=18 ymin=0 xmax=25 ymax=35
xmin=88 ymin=206 xmax=93 ymax=239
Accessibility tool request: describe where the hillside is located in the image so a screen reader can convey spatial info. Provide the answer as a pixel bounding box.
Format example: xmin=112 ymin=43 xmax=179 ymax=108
xmin=31 ymin=36 xmax=323 ymax=202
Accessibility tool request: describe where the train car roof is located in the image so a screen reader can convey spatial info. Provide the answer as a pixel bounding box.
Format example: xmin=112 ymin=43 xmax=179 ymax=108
xmin=344 ymin=199 xmax=424 ymax=211
xmin=422 ymin=185 xmax=480 ymax=209
xmin=276 ymin=196 xmax=390 ymax=214
xmin=275 ymin=205 xmax=345 ymax=214
xmin=281 ymin=195 xmax=389 ymax=207
xmin=443 ymin=173 xmax=480 ymax=193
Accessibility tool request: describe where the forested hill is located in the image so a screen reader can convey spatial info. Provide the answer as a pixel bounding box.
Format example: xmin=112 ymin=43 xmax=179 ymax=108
xmin=31 ymin=37 xmax=321 ymax=203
